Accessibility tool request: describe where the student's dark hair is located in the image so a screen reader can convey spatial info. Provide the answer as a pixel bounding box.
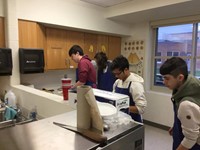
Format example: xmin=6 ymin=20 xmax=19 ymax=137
xmin=159 ymin=57 xmax=188 ymax=78
xmin=110 ymin=55 xmax=129 ymax=71
xmin=68 ymin=45 xmax=84 ymax=56
xmin=94 ymin=52 xmax=108 ymax=71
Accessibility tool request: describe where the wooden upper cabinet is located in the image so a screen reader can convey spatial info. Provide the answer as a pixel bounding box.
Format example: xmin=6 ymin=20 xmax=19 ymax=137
xmin=0 ymin=17 xmax=5 ymax=48
xmin=46 ymin=27 xmax=67 ymax=70
xmin=66 ymin=30 xmax=84 ymax=68
xmin=84 ymin=33 xmax=97 ymax=60
xmin=18 ymin=20 xmax=121 ymax=70
xmin=18 ymin=19 xmax=45 ymax=49
xmin=97 ymin=34 xmax=108 ymax=56
xmin=108 ymin=36 xmax=121 ymax=60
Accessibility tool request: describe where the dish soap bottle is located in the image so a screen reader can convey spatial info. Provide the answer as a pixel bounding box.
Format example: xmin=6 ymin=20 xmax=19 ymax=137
xmin=4 ymin=90 xmax=17 ymax=108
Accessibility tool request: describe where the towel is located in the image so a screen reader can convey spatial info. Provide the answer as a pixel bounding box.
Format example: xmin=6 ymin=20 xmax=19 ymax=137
xmin=4 ymin=106 xmax=17 ymax=120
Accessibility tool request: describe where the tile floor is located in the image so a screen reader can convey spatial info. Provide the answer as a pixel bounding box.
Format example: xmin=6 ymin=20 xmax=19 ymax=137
xmin=144 ymin=125 xmax=173 ymax=150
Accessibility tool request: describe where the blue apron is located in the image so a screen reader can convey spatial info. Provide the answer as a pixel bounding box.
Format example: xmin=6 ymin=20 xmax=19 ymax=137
xmin=115 ymin=81 xmax=142 ymax=123
xmin=97 ymin=62 xmax=116 ymax=92
xmin=76 ymin=68 xmax=96 ymax=88
xmin=172 ymin=100 xmax=200 ymax=150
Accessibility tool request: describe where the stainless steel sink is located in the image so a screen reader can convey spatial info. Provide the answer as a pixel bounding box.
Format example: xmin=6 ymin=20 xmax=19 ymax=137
xmin=0 ymin=106 xmax=37 ymax=129
xmin=0 ymin=118 xmax=37 ymax=129
xmin=0 ymin=108 xmax=5 ymax=122
xmin=0 ymin=120 xmax=15 ymax=129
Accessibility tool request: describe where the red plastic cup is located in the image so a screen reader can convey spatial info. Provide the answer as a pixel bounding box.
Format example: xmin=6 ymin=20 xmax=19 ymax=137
xmin=61 ymin=78 xmax=71 ymax=84
xmin=62 ymin=85 xmax=72 ymax=100
xmin=61 ymin=78 xmax=72 ymax=100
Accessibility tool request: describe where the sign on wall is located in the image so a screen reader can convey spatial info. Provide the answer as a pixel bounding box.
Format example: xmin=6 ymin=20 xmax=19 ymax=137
xmin=121 ymin=40 xmax=145 ymax=77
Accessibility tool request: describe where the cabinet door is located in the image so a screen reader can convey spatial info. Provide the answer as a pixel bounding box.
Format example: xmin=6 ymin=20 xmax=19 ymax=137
xmin=46 ymin=28 xmax=68 ymax=70
xmin=66 ymin=30 xmax=84 ymax=68
xmin=108 ymin=36 xmax=121 ymax=60
xmin=18 ymin=20 xmax=45 ymax=49
xmin=84 ymin=33 xmax=97 ymax=60
xmin=97 ymin=34 xmax=108 ymax=56
xmin=0 ymin=17 xmax=5 ymax=48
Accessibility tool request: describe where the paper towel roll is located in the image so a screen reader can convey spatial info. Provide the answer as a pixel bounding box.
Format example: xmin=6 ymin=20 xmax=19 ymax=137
xmin=77 ymin=85 xmax=91 ymax=129
xmin=77 ymin=85 xmax=103 ymax=133
xmin=85 ymin=89 xmax=103 ymax=133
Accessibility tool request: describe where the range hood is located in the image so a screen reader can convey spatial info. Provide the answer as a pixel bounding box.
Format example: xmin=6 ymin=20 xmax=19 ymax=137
xmin=19 ymin=48 xmax=45 ymax=74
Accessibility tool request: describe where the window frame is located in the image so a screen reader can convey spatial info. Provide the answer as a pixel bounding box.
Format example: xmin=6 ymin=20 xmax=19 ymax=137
xmin=151 ymin=21 xmax=200 ymax=92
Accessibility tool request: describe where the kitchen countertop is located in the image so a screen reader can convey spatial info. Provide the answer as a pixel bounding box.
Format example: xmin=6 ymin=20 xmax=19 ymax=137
xmin=0 ymin=110 xmax=143 ymax=150
xmin=12 ymin=85 xmax=75 ymax=118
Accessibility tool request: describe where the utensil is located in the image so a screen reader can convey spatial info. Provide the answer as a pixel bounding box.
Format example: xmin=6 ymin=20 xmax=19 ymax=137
xmin=53 ymin=122 xmax=107 ymax=143
xmin=103 ymin=124 xmax=110 ymax=131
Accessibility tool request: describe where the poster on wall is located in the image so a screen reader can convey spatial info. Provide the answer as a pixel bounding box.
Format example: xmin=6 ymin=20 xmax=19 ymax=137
xmin=121 ymin=40 xmax=145 ymax=77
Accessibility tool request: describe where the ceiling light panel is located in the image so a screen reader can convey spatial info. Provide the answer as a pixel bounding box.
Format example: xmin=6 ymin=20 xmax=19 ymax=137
xmin=81 ymin=0 xmax=133 ymax=7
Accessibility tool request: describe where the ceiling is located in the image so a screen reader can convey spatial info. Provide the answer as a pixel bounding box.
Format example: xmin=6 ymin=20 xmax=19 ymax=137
xmin=80 ymin=0 xmax=133 ymax=7
xmin=80 ymin=0 xmax=200 ymax=24
xmin=108 ymin=0 xmax=200 ymax=24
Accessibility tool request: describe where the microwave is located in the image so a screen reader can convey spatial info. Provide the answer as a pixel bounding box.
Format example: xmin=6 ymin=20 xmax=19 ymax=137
xmin=0 ymin=48 xmax=13 ymax=76
xmin=19 ymin=48 xmax=45 ymax=74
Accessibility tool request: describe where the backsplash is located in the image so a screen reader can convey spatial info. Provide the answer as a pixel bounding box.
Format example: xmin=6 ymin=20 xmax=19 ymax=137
xmin=20 ymin=69 xmax=76 ymax=90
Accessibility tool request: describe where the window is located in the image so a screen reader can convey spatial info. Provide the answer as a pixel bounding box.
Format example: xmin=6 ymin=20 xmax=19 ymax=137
xmin=167 ymin=51 xmax=179 ymax=56
xmin=153 ymin=23 xmax=200 ymax=86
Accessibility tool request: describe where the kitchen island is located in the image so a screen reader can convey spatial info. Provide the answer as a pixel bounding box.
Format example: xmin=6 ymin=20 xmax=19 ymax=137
xmin=0 ymin=110 xmax=144 ymax=150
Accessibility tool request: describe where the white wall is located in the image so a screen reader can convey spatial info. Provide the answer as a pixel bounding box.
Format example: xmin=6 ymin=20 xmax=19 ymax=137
xmin=0 ymin=0 xmax=3 ymax=16
xmin=16 ymin=0 xmax=131 ymax=36
xmin=106 ymin=0 xmax=190 ymax=17
xmin=20 ymin=69 xmax=76 ymax=89
xmin=0 ymin=0 xmax=20 ymax=94
xmin=12 ymin=85 xmax=74 ymax=118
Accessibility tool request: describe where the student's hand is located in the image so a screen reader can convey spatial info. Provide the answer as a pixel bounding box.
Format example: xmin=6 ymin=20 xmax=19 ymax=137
xmin=176 ymin=144 xmax=188 ymax=150
xmin=168 ymin=127 xmax=173 ymax=136
xmin=70 ymin=85 xmax=76 ymax=90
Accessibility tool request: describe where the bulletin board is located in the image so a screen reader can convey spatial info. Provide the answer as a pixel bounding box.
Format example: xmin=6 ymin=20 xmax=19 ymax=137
xmin=121 ymin=40 xmax=145 ymax=77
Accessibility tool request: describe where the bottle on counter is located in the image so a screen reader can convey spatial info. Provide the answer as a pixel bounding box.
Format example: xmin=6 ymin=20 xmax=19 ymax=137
xmin=29 ymin=106 xmax=37 ymax=120
xmin=4 ymin=90 xmax=17 ymax=108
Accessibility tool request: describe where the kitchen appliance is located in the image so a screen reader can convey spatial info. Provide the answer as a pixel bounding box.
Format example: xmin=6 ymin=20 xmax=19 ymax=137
xmin=19 ymin=48 xmax=44 ymax=74
xmin=0 ymin=48 xmax=13 ymax=76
